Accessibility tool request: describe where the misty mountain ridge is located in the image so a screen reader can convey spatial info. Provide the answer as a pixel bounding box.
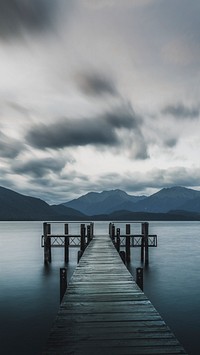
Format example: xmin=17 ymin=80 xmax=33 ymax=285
xmin=63 ymin=189 xmax=146 ymax=215
xmin=1 ymin=185 xmax=200 ymax=221
xmin=0 ymin=186 xmax=86 ymax=220
xmin=62 ymin=186 xmax=200 ymax=215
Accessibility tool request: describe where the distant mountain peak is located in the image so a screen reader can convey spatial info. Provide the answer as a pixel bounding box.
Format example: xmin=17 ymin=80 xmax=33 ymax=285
xmin=63 ymin=189 xmax=146 ymax=215
xmin=159 ymin=186 xmax=199 ymax=198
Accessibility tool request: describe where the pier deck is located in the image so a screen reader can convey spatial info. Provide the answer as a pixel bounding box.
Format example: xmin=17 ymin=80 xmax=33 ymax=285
xmin=43 ymin=235 xmax=187 ymax=355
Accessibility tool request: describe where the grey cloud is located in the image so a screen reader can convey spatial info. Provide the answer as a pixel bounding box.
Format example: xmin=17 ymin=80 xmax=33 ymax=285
xmin=164 ymin=138 xmax=178 ymax=148
xmin=134 ymin=139 xmax=149 ymax=160
xmin=26 ymin=104 xmax=142 ymax=150
xmin=106 ymin=104 xmax=141 ymax=129
xmin=149 ymin=167 xmax=200 ymax=190
xmin=77 ymin=72 xmax=118 ymax=97
xmin=26 ymin=119 xmax=118 ymax=149
xmin=0 ymin=0 xmax=59 ymax=38
xmin=157 ymin=1 xmax=200 ymax=43
xmin=162 ymin=103 xmax=200 ymax=119
xmin=13 ymin=157 xmax=66 ymax=178
xmin=6 ymin=101 xmax=30 ymax=116
xmin=83 ymin=0 xmax=156 ymax=9
xmin=0 ymin=131 xmax=23 ymax=158
xmin=27 ymin=171 xmax=97 ymax=204
xmin=97 ymin=167 xmax=200 ymax=197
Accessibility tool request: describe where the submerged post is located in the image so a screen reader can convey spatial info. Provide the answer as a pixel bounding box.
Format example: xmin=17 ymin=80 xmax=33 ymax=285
xmin=141 ymin=223 xmax=145 ymax=263
xmin=87 ymin=225 xmax=91 ymax=245
xmin=111 ymin=224 xmax=115 ymax=242
xmin=126 ymin=224 xmax=130 ymax=235
xmin=60 ymin=267 xmax=67 ymax=303
xmin=125 ymin=224 xmax=130 ymax=263
xmin=144 ymin=222 xmax=149 ymax=265
xmin=43 ymin=222 xmax=51 ymax=264
xmin=116 ymin=228 xmax=120 ymax=252
xmin=136 ymin=267 xmax=143 ymax=291
xmin=80 ymin=224 xmax=86 ymax=252
xmin=64 ymin=223 xmax=69 ymax=263
xmin=109 ymin=222 xmax=112 ymax=237
xmin=90 ymin=222 xmax=94 ymax=238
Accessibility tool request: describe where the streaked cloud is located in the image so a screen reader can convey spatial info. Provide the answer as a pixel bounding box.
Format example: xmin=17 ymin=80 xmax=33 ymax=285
xmin=13 ymin=157 xmax=66 ymax=178
xmin=0 ymin=131 xmax=24 ymax=158
xmin=76 ymin=72 xmax=118 ymax=97
xmin=26 ymin=103 xmax=143 ymax=150
xmin=162 ymin=103 xmax=200 ymax=119
xmin=0 ymin=0 xmax=58 ymax=38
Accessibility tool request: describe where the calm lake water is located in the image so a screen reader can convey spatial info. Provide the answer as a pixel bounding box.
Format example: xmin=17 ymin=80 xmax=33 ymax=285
xmin=0 ymin=220 xmax=200 ymax=355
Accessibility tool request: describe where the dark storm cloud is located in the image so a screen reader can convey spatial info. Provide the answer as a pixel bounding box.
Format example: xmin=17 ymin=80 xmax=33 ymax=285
xmin=13 ymin=157 xmax=66 ymax=178
xmin=162 ymin=103 xmax=200 ymax=119
xmin=26 ymin=105 xmax=142 ymax=150
xmin=0 ymin=131 xmax=23 ymax=158
xmin=77 ymin=72 xmax=118 ymax=97
xmin=0 ymin=0 xmax=58 ymax=38
xmin=26 ymin=119 xmax=118 ymax=149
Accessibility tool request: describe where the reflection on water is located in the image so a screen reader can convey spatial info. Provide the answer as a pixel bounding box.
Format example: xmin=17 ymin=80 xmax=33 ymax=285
xmin=0 ymin=221 xmax=200 ymax=354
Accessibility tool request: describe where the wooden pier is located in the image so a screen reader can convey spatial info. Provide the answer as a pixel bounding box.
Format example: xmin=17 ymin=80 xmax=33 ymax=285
xmin=43 ymin=233 xmax=187 ymax=355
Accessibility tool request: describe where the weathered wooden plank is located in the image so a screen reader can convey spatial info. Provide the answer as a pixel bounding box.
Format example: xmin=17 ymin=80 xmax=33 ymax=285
xmin=43 ymin=234 xmax=187 ymax=355
xmin=59 ymin=304 xmax=158 ymax=314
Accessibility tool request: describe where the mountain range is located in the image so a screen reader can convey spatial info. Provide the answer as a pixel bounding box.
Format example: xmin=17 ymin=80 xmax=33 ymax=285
xmin=63 ymin=186 xmax=200 ymax=215
xmin=0 ymin=186 xmax=86 ymax=221
xmin=1 ymin=185 xmax=200 ymax=220
xmin=62 ymin=189 xmax=146 ymax=215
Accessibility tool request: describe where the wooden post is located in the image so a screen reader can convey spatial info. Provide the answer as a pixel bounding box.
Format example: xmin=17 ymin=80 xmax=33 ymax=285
xmin=136 ymin=267 xmax=143 ymax=291
xmin=87 ymin=225 xmax=91 ymax=244
xmin=109 ymin=222 xmax=112 ymax=237
xmin=141 ymin=223 xmax=145 ymax=263
xmin=47 ymin=223 xmax=52 ymax=262
xmin=116 ymin=228 xmax=120 ymax=252
xmin=64 ymin=224 xmax=69 ymax=263
xmin=125 ymin=224 xmax=131 ymax=263
xmin=125 ymin=235 xmax=130 ymax=263
xmin=43 ymin=222 xmax=47 ymax=263
xmin=64 ymin=223 xmax=69 ymax=234
xmin=43 ymin=222 xmax=51 ymax=263
xmin=77 ymin=250 xmax=83 ymax=263
xmin=144 ymin=222 xmax=149 ymax=265
xmin=126 ymin=224 xmax=130 ymax=235
xmin=80 ymin=224 xmax=86 ymax=252
xmin=111 ymin=224 xmax=115 ymax=242
xmin=90 ymin=222 xmax=94 ymax=238
xmin=60 ymin=267 xmax=67 ymax=303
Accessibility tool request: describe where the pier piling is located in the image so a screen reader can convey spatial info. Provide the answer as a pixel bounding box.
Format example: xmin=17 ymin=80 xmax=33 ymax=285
xmin=60 ymin=267 xmax=67 ymax=303
xmin=125 ymin=223 xmax=131 ymax=263
xmin=144 ymin=222 xmax=149 ymax=265
xmin=136 ymin=267 xmax=144 ymax=291
xmin=64 ymin=224 xmax=69 ymax=263
xmin=116 ymin=228 xmax=120 ymax=252
xmin=43 ymin=222 xmax=51 ymax=264
xmin=80 ymin=224 xmax=86 ymax=252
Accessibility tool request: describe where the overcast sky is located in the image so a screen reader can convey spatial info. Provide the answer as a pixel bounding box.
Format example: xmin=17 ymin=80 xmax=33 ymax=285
xmin=0 ymin=0 xmax=200 ymax=204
